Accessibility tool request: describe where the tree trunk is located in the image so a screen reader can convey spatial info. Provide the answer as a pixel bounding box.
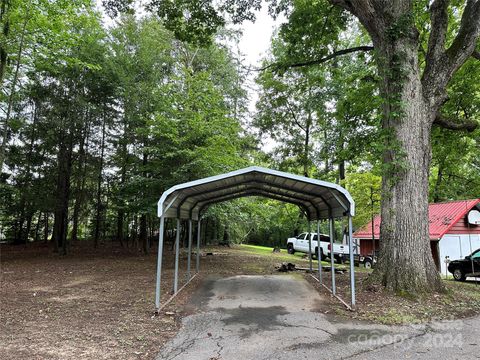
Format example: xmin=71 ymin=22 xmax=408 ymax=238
xmin=338 ymin=160 xmax=345 ymax=182
xmin=17 ymin=100 xmax=39 ymax=245
xmin=24 ymin=211 xmax=33 ymax=245
xmin=94 ymin=113 xmax=106 ymax=248
xmin=140 ymin=214 xmax=148 ymax=254
xmin=53 ymin=137 xmax=73 ymax=254
xmin=71 ymin=118 xmax=90 ymax=243
xmin=117 ymin=210 xmax=124 ymax=247
xmin=0 ymin=0 xmax=10 ymax=91
xmin=34 ymin=212 xmax=42 ymax=242
xmin=16 ymin=197 xmax=26 ymax=244
xmin=116 ymin=134 xmax=127 ymax=247
xmin=303 ymin=114 xmax=311 ymax=177
xmin=371 ymin=26 xmax=442 ymax=294
xmin=44 ymin=213 xmax=49 ymax=243
xmin=433 ymin=160 xmax=444 ymax=203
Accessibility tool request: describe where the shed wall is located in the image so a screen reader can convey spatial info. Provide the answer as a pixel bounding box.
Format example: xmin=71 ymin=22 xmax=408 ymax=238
xmin=446 ymin=213 xmax=480 ymax=235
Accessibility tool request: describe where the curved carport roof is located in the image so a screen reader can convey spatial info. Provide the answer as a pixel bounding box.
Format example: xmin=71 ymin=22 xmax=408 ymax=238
xmin=155 ymin=166 xmax=357 ymax=312
xmin=157 ymin=166 xmax=355 ymax=221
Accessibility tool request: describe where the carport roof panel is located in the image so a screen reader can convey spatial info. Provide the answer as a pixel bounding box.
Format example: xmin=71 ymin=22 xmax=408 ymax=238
xmin=157 ymin=166 xmax=355 ymax=220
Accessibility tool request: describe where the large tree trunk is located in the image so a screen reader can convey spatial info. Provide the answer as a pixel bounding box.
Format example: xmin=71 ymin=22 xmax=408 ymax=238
xmin=325 ymin=0 xmax=478 ymax=294
xmin=369 ymin=16 xmax=442 ymax=294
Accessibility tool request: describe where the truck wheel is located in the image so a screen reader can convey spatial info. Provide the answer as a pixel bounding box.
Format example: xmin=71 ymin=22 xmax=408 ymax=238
xmin=364 ymin=259 xmax=373 ymax=269
xmin=453 ymin=269 xmax=466 ymax=281
xmin=287 ymin=244 xmax=295 ymax=254
xmin=321 ymin=250 xmax=327 ymax=261
xmin=312 ymin=247 xmax=319 ymax=260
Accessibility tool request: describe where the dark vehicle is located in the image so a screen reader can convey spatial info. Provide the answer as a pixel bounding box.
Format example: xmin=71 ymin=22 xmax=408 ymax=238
xmin=448 ymin=248 xmax=480 ymax=281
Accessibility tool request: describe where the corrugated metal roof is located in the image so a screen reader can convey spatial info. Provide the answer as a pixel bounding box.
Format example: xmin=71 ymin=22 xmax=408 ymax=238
xmin=354 ymin=199 xmax=480 ymax=240
xmin=157 ymin=166 xmax=355 ymax=221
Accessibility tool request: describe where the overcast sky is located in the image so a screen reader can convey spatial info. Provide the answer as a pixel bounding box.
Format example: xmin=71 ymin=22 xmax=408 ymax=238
xmin=235 ymin=6 xmax=284 ymax=115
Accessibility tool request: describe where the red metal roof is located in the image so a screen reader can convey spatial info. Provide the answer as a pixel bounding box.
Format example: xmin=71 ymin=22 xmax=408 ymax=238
xmin=354 ymin=199 xmax=480 ymax=240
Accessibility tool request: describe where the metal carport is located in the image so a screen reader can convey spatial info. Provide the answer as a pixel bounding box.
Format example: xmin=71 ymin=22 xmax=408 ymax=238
xmin=155 ymin=166 xmax=356 ymax=311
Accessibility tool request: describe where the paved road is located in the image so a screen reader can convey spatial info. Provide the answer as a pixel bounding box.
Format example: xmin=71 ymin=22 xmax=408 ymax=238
xmin=157 ymin=275 xmax=479 ymax=360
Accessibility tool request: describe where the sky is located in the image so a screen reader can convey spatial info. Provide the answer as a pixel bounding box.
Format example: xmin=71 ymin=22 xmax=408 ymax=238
xmin=235 ymin=6 xmax=284 ymax=115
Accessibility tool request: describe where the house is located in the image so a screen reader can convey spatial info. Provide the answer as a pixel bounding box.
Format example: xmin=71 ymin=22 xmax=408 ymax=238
xmin=353 ymin=199 xmax=480 ymax=275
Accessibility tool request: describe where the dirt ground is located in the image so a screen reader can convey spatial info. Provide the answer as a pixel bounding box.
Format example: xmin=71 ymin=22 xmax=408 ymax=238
xmin=0 ymin=242 xmax=322 ymax=360
xmin=1 ymin=242 xmax=479 ymax=359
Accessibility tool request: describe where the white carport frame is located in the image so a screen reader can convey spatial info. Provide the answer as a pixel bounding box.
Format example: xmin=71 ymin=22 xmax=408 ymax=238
xmin=155 ymin=166 xmax=356 ymax=312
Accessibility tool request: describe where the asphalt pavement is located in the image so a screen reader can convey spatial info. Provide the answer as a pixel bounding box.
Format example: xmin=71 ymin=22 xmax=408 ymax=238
xmin=157 ymin=274 xmax=479 ymax=360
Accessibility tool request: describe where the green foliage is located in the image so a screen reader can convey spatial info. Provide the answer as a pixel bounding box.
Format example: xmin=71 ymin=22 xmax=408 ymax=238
xmin=430 ymin=58 xmax=480 ymax=202
xmin=1 ymin=0 xmax=479 ymax=255
xmin=342 ymin=172 xmax=381 ymax=229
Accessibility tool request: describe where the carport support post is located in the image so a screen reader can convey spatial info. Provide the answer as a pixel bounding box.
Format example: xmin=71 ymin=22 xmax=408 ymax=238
xmin=329 ymin=217 xmax=336 ymax=295
xmin=316 ymin=220 xmax=322 ymax=284
xmin=155 ymin=216 xmax=165 ymax=310
xmin=174 ymin=218 xmax=180 ymax=294
xmin=196 ymin=219 xmax=201 ymax=273
xmin=348 ymin=215 xmax=356 ymax=307
xmin=308 ymin=220 xmax=313 ymax=272
xmin=187 ymin=219 xmax=193 ymax=280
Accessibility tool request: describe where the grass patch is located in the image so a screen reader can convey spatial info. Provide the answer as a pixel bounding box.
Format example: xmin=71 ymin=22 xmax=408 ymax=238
xmin=237 ymin=244 xmax=345 ymax=269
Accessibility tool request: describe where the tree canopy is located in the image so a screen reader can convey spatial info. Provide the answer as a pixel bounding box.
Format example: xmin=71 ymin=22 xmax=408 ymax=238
xmin=0 ymin=0 xmax=479 ymax=297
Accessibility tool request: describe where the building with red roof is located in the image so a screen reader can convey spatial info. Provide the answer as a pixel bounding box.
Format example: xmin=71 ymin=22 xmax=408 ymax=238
xmin=353 ymin=199 xmax=480 ymax=274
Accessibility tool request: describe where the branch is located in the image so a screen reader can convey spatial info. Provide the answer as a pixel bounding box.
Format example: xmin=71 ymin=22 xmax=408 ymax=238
xmin=426 ymin=0 xmax=450 ymax=61
xmin=445 ymin=0 xmax=480 ymax=73
xmin=260 ymin=46 xmax=374 ymax=72
xmin=433 ymin=114 xmax=478 ymax=132
xmin=422 ymin=0 xmax=480 ymax=107
xmin=473 ymin=50 xmax=480 ymax=60
xmin=284 ymin=100 xmax=305 ymax=131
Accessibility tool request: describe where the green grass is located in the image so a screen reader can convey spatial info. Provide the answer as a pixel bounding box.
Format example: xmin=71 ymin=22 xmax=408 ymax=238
xmin=237 ymin=244 xmax=347 ymax=269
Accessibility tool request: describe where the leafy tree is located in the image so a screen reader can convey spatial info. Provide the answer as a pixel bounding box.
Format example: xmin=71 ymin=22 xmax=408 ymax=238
xmin=145 ymin=0 xmax=480 ymax=295
xmin=342 ymin=172 xmax=381 ymax=229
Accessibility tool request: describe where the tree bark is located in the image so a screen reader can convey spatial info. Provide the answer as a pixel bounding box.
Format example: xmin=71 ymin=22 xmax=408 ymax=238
xmin=140 ymin=214 xmax=148 ymax=254
xmin=328 ymin=0 xmax=446 ymax=294
xmin=139 ymin=152 xmax=149 ymax=254
xmin=328 ymin=0 xmax=480 ymax=295
xmin=71 ymin=118 xmax=90 ymax=243
xmin=433 ymin=160 xmax=444 ymax=203
xmin=376 ymin=27 xmax=443 ymax=293
xmin=44 ymin=212 xmax=49 ymax=243
xmin=117 ymin=210 xmax=124 ymax=247
xmin=116 ymin=123 xmax=128 ymax=247
xmin=303 ymin=112 xmax=311 ymax=177
xmin=52 ymin=135 xmax=73 ymax=254
xmin=94 ymin=112 xmax=107 ymax=248
xmin=34 ymin=211 xmax=41 ymax=242
xmin=0 ymin=0 xmax=10 ymax=91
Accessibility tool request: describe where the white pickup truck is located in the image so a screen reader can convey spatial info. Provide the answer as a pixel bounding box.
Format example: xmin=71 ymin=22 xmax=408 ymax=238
xmin=286 ymin=232 xmax=347 ymax=262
